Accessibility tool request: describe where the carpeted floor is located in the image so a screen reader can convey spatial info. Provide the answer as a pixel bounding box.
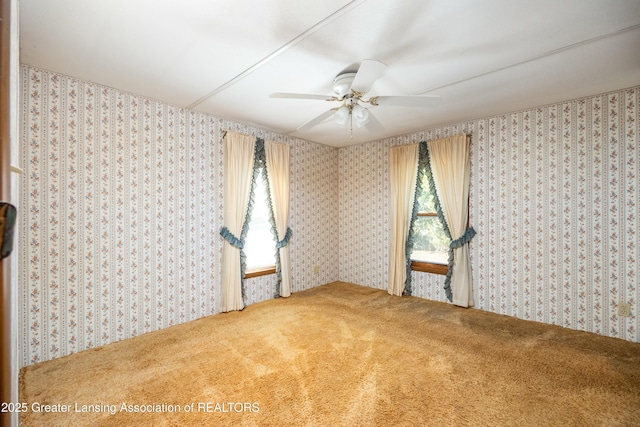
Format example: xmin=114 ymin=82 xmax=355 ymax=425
xmin=20 ymin=281 xmax=640 ymax=426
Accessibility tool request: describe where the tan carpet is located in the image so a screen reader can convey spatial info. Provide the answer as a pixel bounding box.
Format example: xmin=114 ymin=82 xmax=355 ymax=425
xmin=20 ymin=282 xmax=640 ymax=426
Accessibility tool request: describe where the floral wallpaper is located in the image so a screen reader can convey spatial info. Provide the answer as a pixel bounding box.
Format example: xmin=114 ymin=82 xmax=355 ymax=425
xmin=339 ymin=87 xmax=640 ymax=342
xmin=18 ymin=65 xmax=339 ymax=366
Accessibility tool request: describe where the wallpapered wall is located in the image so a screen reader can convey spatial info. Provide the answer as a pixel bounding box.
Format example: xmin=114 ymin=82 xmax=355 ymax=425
xmin=17 ymin=63 xmax=639 ymax=368
xmin=339 ymin=86 xmax=639 ymax=342
xmin=19 ymin=65 xmax=339 ymax=366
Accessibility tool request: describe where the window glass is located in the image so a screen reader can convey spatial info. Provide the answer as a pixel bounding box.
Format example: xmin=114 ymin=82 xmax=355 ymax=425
xmin=410 ymin=174 xmax=449 ymax=265
xmin=244 ymin=168 xmax=276 ymax=269
xmin=411 ymin=216 xmax=449 ymax=264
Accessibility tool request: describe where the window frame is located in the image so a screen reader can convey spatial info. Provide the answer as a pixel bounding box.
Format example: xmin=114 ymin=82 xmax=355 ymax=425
xmin=245 ymin=266 xmax=276 ymax=278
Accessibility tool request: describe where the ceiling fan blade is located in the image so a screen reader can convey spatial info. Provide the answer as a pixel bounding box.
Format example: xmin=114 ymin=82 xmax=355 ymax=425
xmin=373 ymin=95 xmax=441 ymax=107
xmin=270 ymin=92 xmax=336 ymax=101
xmin=350 ymin=59 xmax=387 ymax=94
xmin=364 ymin=110 xmax=385 ymax=133
xmin=296 ymin=109 xmax=337 ymax=131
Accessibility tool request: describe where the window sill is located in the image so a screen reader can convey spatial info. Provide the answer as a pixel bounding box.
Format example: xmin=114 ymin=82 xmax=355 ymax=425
xmin=245 ymin=266 xmax=276 ymax=279
xmin=410 ymin=260 xmax=448 ymax=275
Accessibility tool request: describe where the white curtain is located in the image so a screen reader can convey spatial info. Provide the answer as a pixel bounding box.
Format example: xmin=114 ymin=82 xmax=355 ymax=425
xmin=265 ymin=141 xmax=292 ymax=297
xmin=427 ymin=135 xmax=474 ymax=307
xmin=388 ymin=143 xmax=419 ymax=296
xmin=221 ymin=132 xmax=256 ymax=312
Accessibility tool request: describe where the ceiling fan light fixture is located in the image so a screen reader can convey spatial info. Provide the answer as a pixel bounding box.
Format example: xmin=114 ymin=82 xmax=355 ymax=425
xmin=353 ymin=104 xmax=369 ymax=128
xmin=334 ymin=105 xmax=350 ymax=125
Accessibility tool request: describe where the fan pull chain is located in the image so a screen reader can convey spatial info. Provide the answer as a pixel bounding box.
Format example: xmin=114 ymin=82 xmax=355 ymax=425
xmin=349 ymin=112 xmax=353 ymax=139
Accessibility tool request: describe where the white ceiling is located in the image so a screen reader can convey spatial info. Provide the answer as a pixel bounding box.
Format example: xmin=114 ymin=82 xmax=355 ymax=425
xmin=19 ymin=0 xmax=640 ymax=147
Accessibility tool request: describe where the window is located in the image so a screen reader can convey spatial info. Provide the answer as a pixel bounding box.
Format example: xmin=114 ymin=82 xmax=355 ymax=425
xmin=410 ymin=172 xmax=449 ymax=275
xmin=243 ymin=167 xmax=276 ymax=277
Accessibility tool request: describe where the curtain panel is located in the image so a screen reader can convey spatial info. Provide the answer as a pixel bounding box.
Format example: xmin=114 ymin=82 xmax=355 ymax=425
xmin=265 ymin=140 xmax=292 ymax=298
xmin=220 ymin=132 xmax=256 ymax=312
xmin=427 ymin=134 xmax=475 ymax=307
xmin=388 ymin=143 xmax=419 ymax=296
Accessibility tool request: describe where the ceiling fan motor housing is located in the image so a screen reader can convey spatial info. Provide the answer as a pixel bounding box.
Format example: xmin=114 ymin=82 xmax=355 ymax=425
xmin=333 ymin=72 xmax=356 ymax=97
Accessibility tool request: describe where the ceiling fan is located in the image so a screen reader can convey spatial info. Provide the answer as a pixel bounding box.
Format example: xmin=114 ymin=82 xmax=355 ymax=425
xmin=270 ymin=59 xmax=441 ymax=138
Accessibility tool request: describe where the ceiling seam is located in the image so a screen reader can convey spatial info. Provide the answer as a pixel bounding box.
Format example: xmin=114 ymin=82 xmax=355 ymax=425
xmin=186 ymin=0 xmax=369 ymax=110
xmin=418 ymin=23 xmax=640 ymax=95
